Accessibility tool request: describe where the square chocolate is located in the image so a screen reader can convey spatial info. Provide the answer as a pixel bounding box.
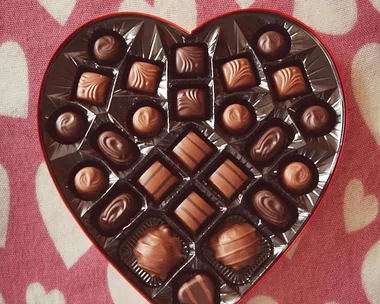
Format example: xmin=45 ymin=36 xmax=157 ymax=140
xmin=126 ymin=61 xmax=162 ymax=95
xmin=271 ymin=66 xmax=307 ymax=100
xmin=175 ymin=46 xmax=207 ymax=77
xmin=76 ymin=72 xmax=111 ymax=106
xmin=137 ymin=160 xmax=179 ymax=202
xmin=208 ymin=158 xmax=249 ymax=199
xmin=221 ymin=58 xmax=257 ymax=92
xmin=176 ymin=88 xmax=208 ymax=120
xmin=174 ymin=191 xmax=215 ymax=233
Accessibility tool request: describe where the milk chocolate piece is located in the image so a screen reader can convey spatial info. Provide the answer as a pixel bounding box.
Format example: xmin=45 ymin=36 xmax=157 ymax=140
xmin=300 ymin=105 xmax=331 ymax=136
xmin=133 ymin=225 xmax=184 ymax=280
xmin=209 ymin=159 xmax=249 ymax=200
xmin=126 ymin=61 xmax=161 ymax=95
xmin=221 ymin=58 xmax=257 ymax=92
xmin=93 ymin=35 xmax=125 ymax=65
xmin=281 ymin=161 xmax=314 ymax=194
xmin=257 ymin=31 xmax=287 ymax=60
xmin=221 ymin=104 xmax=252 ymax=135
xmin=210 ymin=223 xmax=261 ymax=270
xmin=177 ymin=274 xmax=215 ymax=304
xmin=177 ymin=88 xmax=207 ymax=120
xmin=250 ymin=126 xmax=288 ymax=164
xmin=174 ymin=192 xmax=215 ymax=233
xmin=132 ymin=106 xmax=164 ymax=137
xmin=272 ymin=66 xmax=307 ymax=100
xmin=137 ymin=160 xmax=179 ymax=202
xmin=98 ymin=193 xmax=137 ymax=232
xmin=97 ymin=131 xmax=138 ymax=167
xmin=76 ymin=72 xmax=111 ymax=106
xmin=176 ymin=46 xmax=206 ymax=77
xmin=74 ymin=166 xmax=108 ymax=200
xmin=172 ymin=131 xmax=213 ymax=173
xmin=55 ymin=111 xmax=87 ymax=143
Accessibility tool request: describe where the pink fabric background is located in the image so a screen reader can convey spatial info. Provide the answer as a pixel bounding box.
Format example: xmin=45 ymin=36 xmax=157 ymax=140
xmin=1 ymin=0 xmax=380 ymax=303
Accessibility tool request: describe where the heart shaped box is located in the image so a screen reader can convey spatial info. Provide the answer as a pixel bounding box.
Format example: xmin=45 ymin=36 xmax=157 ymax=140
xmin=38 ymin=9 xmax=346 ymax=304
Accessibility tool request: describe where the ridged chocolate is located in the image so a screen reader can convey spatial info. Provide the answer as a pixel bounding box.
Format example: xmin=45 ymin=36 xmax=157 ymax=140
xmin=55 ymin=111 xmax=87 ymax=143
xmin=272 ymin=66 xmax=307 ymax=100
xmin=126 ymin=61 xmax=161 ymax=95
xmin=177 ymin=88 xmax=207 ymax=119
xmin=93 ymin=35 xmax=124 ymax=65
xmin=176 ymin=46 xmax=206 ymax=77
xmin=74 ymin=166 xmax=108 ymax=200
xmin=209 ymin=223 xmax=261 ymax=270
xmin=257 ymin=31 xmax=287 ymax=60
xmin=221 ymin=58 xmax=257 ymax=92
xmin=222 ymin=104 xmax=252 ymax=135
xmin=76 ymin=72 xmax=111 ymax=106
xmin=281 ymin=161 xmax=313 ymax=194
xmin=300 ymin=105 xmax=331 ymax=135
xmin=132 ymin=106 xmax=164 ymax=137
xmin=177 ymin=274 xmax=215 ymax=304
xmin=133 ymin=225 xmax=184 ymax=280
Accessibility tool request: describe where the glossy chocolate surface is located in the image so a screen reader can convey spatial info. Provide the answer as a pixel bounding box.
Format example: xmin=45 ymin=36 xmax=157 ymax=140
xmin=257 ymin=31 xmax=287 ymax=60
xmin=126 ymin=61 xmax=161 ymax=95
xmin=76 ymin=72 xmax=111 ymax=106
xmin=74 ymin=166 xmax=108 ymax=200
xmin=132 ymin=106 xmax=164 ymax=137
xmin=221 ymin=104 xmax=252 ymax=135
xmin=272 ymin=66 xmax=307 ymax=100
xmin=281 ymin=161 xmax=314 ymax=194
xmin=221 ymin=58 xmax=257 ymax=92
xmin=175 ymin=46 xmax=206 ymax=77
xmin=55 ymin=111 xmax=87 ymax=143
xmin=177 ymin=274 xmax=215 ymax=304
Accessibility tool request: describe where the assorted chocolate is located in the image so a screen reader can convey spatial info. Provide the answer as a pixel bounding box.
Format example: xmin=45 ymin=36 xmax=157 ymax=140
xmin=39 ymin=11 xmax=344 ymax=304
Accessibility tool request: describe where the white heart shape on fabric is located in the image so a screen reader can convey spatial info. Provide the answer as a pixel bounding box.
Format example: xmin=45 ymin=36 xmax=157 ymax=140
xmin=0 ymin=41 xmax=28 ymax=118
xmin=36 ymin=162 xmax=91 ymax=269
xmin=369 ymin=0 xmax=380 ymax=15
xmin=344 ymin=179 xmax=378 ymax=233
xmin=26 ymin=283 xmax=65 ymax=304
xmin=0 ymin=164 xmax=10 ymax=248
xmin=236 ymin=0 xmax=256 ymax=8
xmin=362 ymin=241 xmax=380 ymax=304
xmin=37 ymin=0 xmax=77 ymax=25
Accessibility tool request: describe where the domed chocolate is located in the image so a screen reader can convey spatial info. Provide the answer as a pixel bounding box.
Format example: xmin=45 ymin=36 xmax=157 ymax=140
xmin=74 ymin=166 xmax=108 ymax=200
xmin=221 ymin=104 xmax=252 ymax=135
xmin=257 ymin=31 xmax=287 ymax=60
xmin=300 ymin=105 xmax=331 ymax=136
xmin=55 ymin=111 xmax=87 ymax=143
xmin=132 ymin=106 xmax=164 ymax=137
xmin=209 ymin=222 xmax=261 ymax=270
xmin=133 ymin=225 xmax=184 ymax=280
xmin=281 ymin=161 xmax=313 ymax=194
xmin=93 ymin=35 xmax=125 ymax=65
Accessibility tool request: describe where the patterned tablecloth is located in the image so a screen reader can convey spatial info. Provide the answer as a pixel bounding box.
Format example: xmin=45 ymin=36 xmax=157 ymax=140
xmin=1 ymin=0 xmax=380 ymax=303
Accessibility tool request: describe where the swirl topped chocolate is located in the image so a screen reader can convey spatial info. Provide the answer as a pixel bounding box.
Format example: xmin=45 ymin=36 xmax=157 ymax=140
xmin=76 ymin=72 xmax=111 ymax=106
xmin=93 ymin=35 xmax=125 ymax=65
xmin=55 ymin=111 xmax=87 ymax=144
xmin=280 ymin=161 xmax=314 ymax=194
xmin=300 ymin=105 xmax=332 ymax=136
xmin=74 ymin=166 xmax=108 ymax=200
xmin=272 ymin=66 xmax=307 ymax=100
xmin=126 ymin=61 xmax=162 ymax=95
xmin=175 ymin=46 xmax=207 ymax=77
xmin=221 ymin=104 xmax=253 ymax=135
xmin=257 ymin=31 xmax=288 ymax=60
xmin=221 ymin=58 xmax=258 ymax=92
xmin=176 ymin=88 xmax=207 ymax=120
xmin=131 ymin=106 xmax=164 ymax=137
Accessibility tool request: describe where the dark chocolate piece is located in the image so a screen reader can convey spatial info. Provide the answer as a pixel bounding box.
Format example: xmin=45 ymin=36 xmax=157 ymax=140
xmin=55 ymin=111 xmax=87 ymax=143
xmin=98 ymin=193 xmax=136 ymax=232
xmin=76 ymin=72 xmax=111 ymax=106
xmin=133 ymin=225 xmax=184 ymax=280
xmin=250 ymin=126 xmax=288 ymax=164
xmin=209 ymin=159 xmax=248 ymax=200
xmin=137 ymin=160 xmax=179 ymax=202
xmin=221 ymin=58 xmax=257 ymax=92
xmin=172 ymin=131 xmax=213 ymax=173
xmin=257 ymin=31 xmax=287 ymax=60
xmin=126 ymin=61 xmax=161 ymax=95
xmin=177 ymin=88 xmax=207 ymax=120
xmin=174 ymin=192 xmax=215 ymax=233
xmin=93 ymin=35 xmax=124 ymax=65
xmin=281 ymin=161 xmax=313 ymax=194
xmin=209 ymin=223 xmax=261 ymax=270
xmin=300 ymin=105 xmax=331 ymax=136
xmin=272 ymin=66 xmax=307 ymax=100
xmin=221 ymin=104 xmax=252 ymax=135
xmin=97 ymin=131 xmax=137 ymax=167
xmin=74 ymin=166 xmax=108 ymax=200
xmin=177 ymin=274 xmax=215 ymax=304
xmin=176 ymin=46 xmax=206 ymax=77
xmin=132 ymin=106 xmax=164 ymax=137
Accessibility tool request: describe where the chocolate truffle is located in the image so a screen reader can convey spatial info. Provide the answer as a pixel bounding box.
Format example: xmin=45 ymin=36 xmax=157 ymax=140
xmin=272 ymin=66 xmax=307 ymax=100
xmin=76 ymin=72 xmax=111 ymax=106
xmin=281 ymin=161 xmax=314 ymax=194
xmin=209 ymin=159 xmax=249 ymax=200
xmin=221 ymin=58 xmax=257 ymax=92
xmin=177 ymin=88 xmax=207 ymax=120
xmin=126 ymin=61 xmax=161 ymax=95
xmin=55 ymin=111 xmax=87 ymax=143
xmin=174 ymin=192 xmax=215 ymax=233
xmin=98 ymin=193 xmax=137 ymax=232
xmin=300 ymin=105 xmax=331 ymax=136
xmin=93 ymin=35 xmax=125 ymax=65
xmin=252 ymin=190 xmax=292 ymax=230
xmin=210 ymin=223 xmax=261 ymax=270
xmin=137 ymin=160 xmax=179 ymax=202
xmin=175 ymin=46 xmax=206 ymax=77
xmin=257 ymin=31 xmax=287 ymax=60
xmin=178 ymin=274 xmax=215 ymax=304
xmin=250 ymin=126 xmax=288 ymax=164
xmin=222 ymin=104 xmax=252 ymax=135
xmin=133 ymin=225 xmax=184 ymax=280
xmin=132 ymin=106 xmax=164 ymax=137
xmin=74 ymin=166 xmax=108 ymax=200
xmin=172 ymin=131 xmax=213 ymax=173
xmin=97 ymin=131 xmax=138 ymax=167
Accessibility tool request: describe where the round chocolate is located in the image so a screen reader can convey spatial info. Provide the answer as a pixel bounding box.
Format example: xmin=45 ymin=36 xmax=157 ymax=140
xmin=221 ymin=104 xmax=252 ymax=135
xmin=281 ymin=161 xmax=313 ymax=194
xmin=132 ymin=106 xmax=164 ymax=137
xmin=257 ymin=31 xmax=287 ymax=60
xmin=93 ymin=35 xmax=124 ymax=65
xmin=74 ymin=166 xmax=108 ymax=200
xmin=55 ymin=111 xmax=87 ymax=143
xmin=97 ymin=131 xmax=137 ymax=167
xmin=300 ymin=105 xmax=331 ymax=136
xmin=133 ymin=225 xmax=184 ymax=280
